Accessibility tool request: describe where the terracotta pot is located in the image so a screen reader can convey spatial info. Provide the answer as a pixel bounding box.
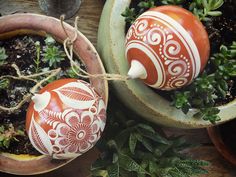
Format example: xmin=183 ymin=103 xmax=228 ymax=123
xmin=0 ymin=13 xmax=108 ymax=175
xmin=207 ymin=122 xmax=236 ymax=166
xmin=97 ymin=0 xmax=236 ymax=128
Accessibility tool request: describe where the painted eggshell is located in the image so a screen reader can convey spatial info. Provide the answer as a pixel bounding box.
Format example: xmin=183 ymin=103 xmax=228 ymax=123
xmin=26 ymin=79 xmax=106 ymax=159
xmin=125 ymin=5 xmax=210 ymax=90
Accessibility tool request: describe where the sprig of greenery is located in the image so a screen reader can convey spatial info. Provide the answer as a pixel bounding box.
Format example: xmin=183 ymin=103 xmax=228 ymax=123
xmin=0 ymin=47 xmax=8 ymax=65
xmin=161 ymin=0 xmax=186 ymax=5
xmin=42 ymin=36 xmax=65 ymax=68
xmin=0 ymin=124 xmax=25 ymax=149
xmin=122 ymin=0 xmax=156 ymax=24
xmin=189 ymin=0 xmax=224 ymax=21
xmin=172 ymin=42 xmax=236 ymax=123
xmin=66 ymin=67 xmax=80 ymax=78
xmin=91 ymin=99 xmax=209 ymax=177
xmin=122 ymin=0 xmax=223 ymax=25
xmin=34 ymin=41 xmax=41 ymax=73
xmin=0 ymin=79 xmax=10 ymax=90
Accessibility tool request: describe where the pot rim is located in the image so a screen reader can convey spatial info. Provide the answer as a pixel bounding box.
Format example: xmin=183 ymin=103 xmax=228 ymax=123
xmin=0 ymin=13 xmax=108 ymax=175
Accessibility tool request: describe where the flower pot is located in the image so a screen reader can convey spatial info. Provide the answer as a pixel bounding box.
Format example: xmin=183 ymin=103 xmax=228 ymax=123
xmin=0 ymin=13 xmax=108 ymax=175
xmin=97 ymin=0 xmax=236 ymax=128
xmin=207 ymin=120 xmax=236 ymax=166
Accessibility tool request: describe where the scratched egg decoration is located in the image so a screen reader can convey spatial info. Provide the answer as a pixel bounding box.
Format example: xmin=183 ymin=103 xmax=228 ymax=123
xmin=26 ymin=79 xmax=106 ymax=159
xmin=125 ymin=5 xmax=210 ymax=90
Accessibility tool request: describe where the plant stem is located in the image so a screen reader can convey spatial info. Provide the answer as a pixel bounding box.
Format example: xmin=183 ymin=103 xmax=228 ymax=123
xmin=0 ymin=67 xmax=61 ymax=113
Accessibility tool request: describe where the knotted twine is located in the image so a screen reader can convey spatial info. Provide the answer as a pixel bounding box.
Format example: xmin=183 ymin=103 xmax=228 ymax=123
xmin=60 ymin=15 xmax=130 ymax=81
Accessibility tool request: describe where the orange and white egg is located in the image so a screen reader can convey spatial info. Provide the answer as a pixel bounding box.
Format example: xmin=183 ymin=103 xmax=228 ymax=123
xmin=26 ymin=79 xmax=106 ymax=159
xmin=125 ymin=5 xmax=210 ymax=90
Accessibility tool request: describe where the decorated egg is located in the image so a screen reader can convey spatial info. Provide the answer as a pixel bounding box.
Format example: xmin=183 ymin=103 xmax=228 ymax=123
xmin=125 ymin=5 xmax=210 ymax=90
xmin=26 ymin=79 xmax=106 ymax=159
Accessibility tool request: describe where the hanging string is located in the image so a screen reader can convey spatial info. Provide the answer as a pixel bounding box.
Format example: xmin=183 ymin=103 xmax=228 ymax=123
xmin=60 ymin=15 xmax=130 ymax=81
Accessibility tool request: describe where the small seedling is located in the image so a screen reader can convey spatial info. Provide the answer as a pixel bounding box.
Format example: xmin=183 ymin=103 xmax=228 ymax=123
xmin=122 ymin=0 xmax=224 ymax=26
xmin=0 ymin=47 xmax=8 ymax=65
xmin=34 ymin=41 xmax=41 ymax=73
xmin=0 ymin=124 xmax=25 ymax=149
xmin=0 ymin=79 xmax=10 ymax=90
xmin=44 ymin=36 xmax=56 ymax=46
xmin=189 ymin=0 xmax=224 ymax=21
xmin=66 ymin=66 xmax=81 ymax=78
xmin=42 ymin=36 xmax=66 ymax=68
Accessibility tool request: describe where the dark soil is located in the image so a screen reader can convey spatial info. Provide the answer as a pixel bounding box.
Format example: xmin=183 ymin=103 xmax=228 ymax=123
xmin=0 ymin=35 xmax=84 ymax=155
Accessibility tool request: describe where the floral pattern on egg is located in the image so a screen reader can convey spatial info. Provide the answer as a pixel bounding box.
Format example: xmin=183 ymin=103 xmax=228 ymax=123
xmin=26 ymin=79 xmax=106 ymax=159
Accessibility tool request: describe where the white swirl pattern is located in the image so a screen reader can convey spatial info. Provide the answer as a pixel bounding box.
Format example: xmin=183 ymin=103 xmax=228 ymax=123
xmin=146 ymin=27 xmax=165 ymax=45
xmin=134 ymin=19 xmax=149 ymax=36
xmin=168 ymin=60 xmax=187 ymax=76
xmin=164 ymin=40 xmax=181 ymax=59
xmin=125 ymin=10 xmax=201 ymax=89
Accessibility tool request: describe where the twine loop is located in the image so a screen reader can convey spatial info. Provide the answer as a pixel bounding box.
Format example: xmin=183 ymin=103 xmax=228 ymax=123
xmin=60 ymin=15 xmax=130 ymax=81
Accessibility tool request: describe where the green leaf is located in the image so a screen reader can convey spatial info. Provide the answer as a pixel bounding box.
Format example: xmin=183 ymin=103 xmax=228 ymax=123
xmin=91 ymin=158 xmax=110 ymax=171
xmin=43 ymin=45 xmax=65 ymax=68
xmin=137 ymin=124 xmax=155 ymax=134
xmin=191 ymin=167 xmax=209 ymax=174
xmin=0 ymin=47 xmax=8 ymax=64
xmin=211 ymin=0 xmax=224 ymax=10
xmin=137 ymin=173 xmax=146 ymax=177
xmin=115 ymin=129 xmax=131 ymax=148
xmin=3 ymin=138 xmax=10 ymax=148
xmin=121 ymin=8 xmax=137 ymax=24
xmin=149 ymin=161 xmax=158 ymax=174
xmin=181 ymin=159 xmax=210 ymax=167
xmin=169 ymin=167 xmax=188 ymax=177
xmin=135 ymin=133 xmax=153 ymax=152
xmin=113 ymin=153 xmax=119 ymax=164
xmin=140 ymin=130 xmax=170 ymax=145
xmin=129 ymin=132 xmax=137 ymax=154
xmin=0 ymin=125 xmax=4 ymax=133
xmin=107 ymin=163 xmax=119 ymax=177
xmin=45 ymin=36 xmax=56 ymax=45
xmin=91 ymin=170 xmax=109 ymax=177
xmin=202 ymin=0 xmax=209 ymax=10
xmin=119 ymin=153 xmax=149 ymax=175
xmin=0 ymin=135 xmax=4 ymax=141
xmin=16 ymin=129 xmax=25 ymax=136
xmin=207 ymin=11 xmax=222 ymax=16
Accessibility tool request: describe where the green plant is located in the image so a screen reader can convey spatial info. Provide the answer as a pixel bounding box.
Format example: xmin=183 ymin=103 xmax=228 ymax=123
xmin=189 ymin=0 xmax=224 ymax=21
xmin=66 ymin=67 xmax=80 ymax=78
xmin=42 ymin=36 xmax=65 ymax=68
xmin=0 ymin=124 xmax=25 ymax=149
xmin=172 ymin=42 xmax=236 ymax=123
xmin=91 ymin=98 xmax=209 ymax=177
xmin=34 ymin=41 xmax=41 ymax=73
xmin=122 ymin=0 xmax=223 ymax=25
xmin=0 ymin=47 xmax=8 ymax=65
xmin=161 ymin=0 xmax=186 ymax=5
xmin=0 ymin=79 xmax=10 ymax=90
xmin=122 ymin=0 xmax=156 ymax=24
xmin=122 ymin=8 xmax=138 ymax=24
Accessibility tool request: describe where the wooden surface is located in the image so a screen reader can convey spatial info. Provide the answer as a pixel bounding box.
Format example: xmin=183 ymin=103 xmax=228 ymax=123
xmin=0 ymin=0 xmax=236 ymax=176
